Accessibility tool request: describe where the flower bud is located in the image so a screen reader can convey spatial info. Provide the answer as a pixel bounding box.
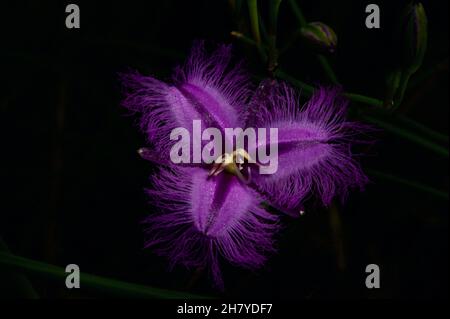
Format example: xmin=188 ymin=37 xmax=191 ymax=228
xmin=401 ymin=3 xmax=428 ymax=73
xmin=300 ymin=22 xmax=337 ymax=53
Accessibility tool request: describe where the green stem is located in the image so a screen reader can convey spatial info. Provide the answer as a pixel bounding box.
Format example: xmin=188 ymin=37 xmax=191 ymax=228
xmin=318 ymin=54 xmax=339 ymax=84
xmin=394 ymin=70 xmax=413 ymax=109
xmin=269 ymin=0 xmax=282 ymax=34
xmin=277 ymin=68 xmax=383 ymax=107
xmin=276 ymin=68 xmax=384 ymax=107
xmin=275 ymin=69 xmax=314 ymax=95
xmin=0 ymin=238 xmax=39 ymax=299
xmin=287 ymin=0 xmax=307 ymax=27
xmin=288 ymin=0 xmax=339 ymax=85
xmin=232 ymin=33 xmax=446 ymax=156
xmin=258 ymin=12 xmax=270 ymax=45
xmin=361 ymin=114 xmax=449 ymax=157
xmin=231 ymin=31 xmax=257 ymax=46
xmin=246 ymin=0 xmax=267 ymax=62
xmin=343 ymin=92 xmax=384 ymax=107
xmin=268 ymin=0 xmax=282 ymax=73
xmin=0 ymin=252 xmax=212 ymax=299
xmin=397 ymin=115 xmax=449 ymax=144
xmin=233 ymin=33 xmax=384 ymax=108
xmin=247 ymin=0 xmax=261 ymax=46
xmin=367 ymin=169 xmax=449 ymax=200
xmin=366 ymin=108 xmax=449 ymax=144
xmin=384 ymin=69 xmax=402 ymax=108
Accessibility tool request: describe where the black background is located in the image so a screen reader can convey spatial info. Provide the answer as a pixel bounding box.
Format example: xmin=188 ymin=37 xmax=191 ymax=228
xmin=1 ymin=0 xmax=448 ymax=299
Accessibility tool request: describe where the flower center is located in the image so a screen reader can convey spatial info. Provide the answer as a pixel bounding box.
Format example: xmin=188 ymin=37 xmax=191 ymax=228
xmin=208 ymin=148 xmax=259 ymax=184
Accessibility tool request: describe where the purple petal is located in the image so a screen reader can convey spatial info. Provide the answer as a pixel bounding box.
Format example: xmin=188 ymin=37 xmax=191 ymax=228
xmin=248 ymin=80 xmax=370 ymax=212
xmin=173 ymin=41 xmax=251 ymax=129
xmin=143 ymin=167 xmax=278 ymax=289
xmin=120 ymin=42 xmax=251 ymax=159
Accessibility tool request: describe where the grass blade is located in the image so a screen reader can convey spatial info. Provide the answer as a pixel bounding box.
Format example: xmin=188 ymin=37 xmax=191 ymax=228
xmin=0 ymin=252 xmax=212 ymax=299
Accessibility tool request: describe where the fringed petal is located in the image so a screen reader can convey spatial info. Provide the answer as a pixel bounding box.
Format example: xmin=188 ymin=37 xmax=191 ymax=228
xmin=247 ymin=80 xmax=370 ymax=213
xmin=121 ymin=42 xmax=252 ymax=161
xmin=143 ymin=167 xmax=278 ymax=289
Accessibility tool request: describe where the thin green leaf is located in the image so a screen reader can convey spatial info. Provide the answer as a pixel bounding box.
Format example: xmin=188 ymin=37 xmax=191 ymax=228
xmin=361 ymin=114 xmax=449 ymax=157
xmin=397 ymin=115 xmax=449 ymax=144
xmin=367 ymin=169 xmax=448 ymax=200
xmin=0 ymin=238 xmax=39 ymax=299
xmin=0 ymin=252 xmax=213 ymax=299
xmin=287 ymin=0 xmax=307 ymax=27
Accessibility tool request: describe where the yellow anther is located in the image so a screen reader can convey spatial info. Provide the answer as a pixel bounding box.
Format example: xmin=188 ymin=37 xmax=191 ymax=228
xmin=208 ymin=148 xmax=256 ymax=184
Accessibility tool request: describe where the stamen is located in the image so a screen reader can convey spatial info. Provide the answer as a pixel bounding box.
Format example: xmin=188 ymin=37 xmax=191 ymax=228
xmin=207 ymin=148 xmax=261 ymax=183
xmin=233 ymin=166 xmax=251 ymax=184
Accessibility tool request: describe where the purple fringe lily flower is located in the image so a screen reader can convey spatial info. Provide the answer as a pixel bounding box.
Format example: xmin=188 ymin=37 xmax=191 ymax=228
xmin=121 ymin=42 xmax=369 ymax=288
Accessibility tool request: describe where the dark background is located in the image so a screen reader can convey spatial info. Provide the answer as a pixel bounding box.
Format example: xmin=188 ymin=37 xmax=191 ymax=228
xmin=0 ymin=0 xmax=448 ymax=299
